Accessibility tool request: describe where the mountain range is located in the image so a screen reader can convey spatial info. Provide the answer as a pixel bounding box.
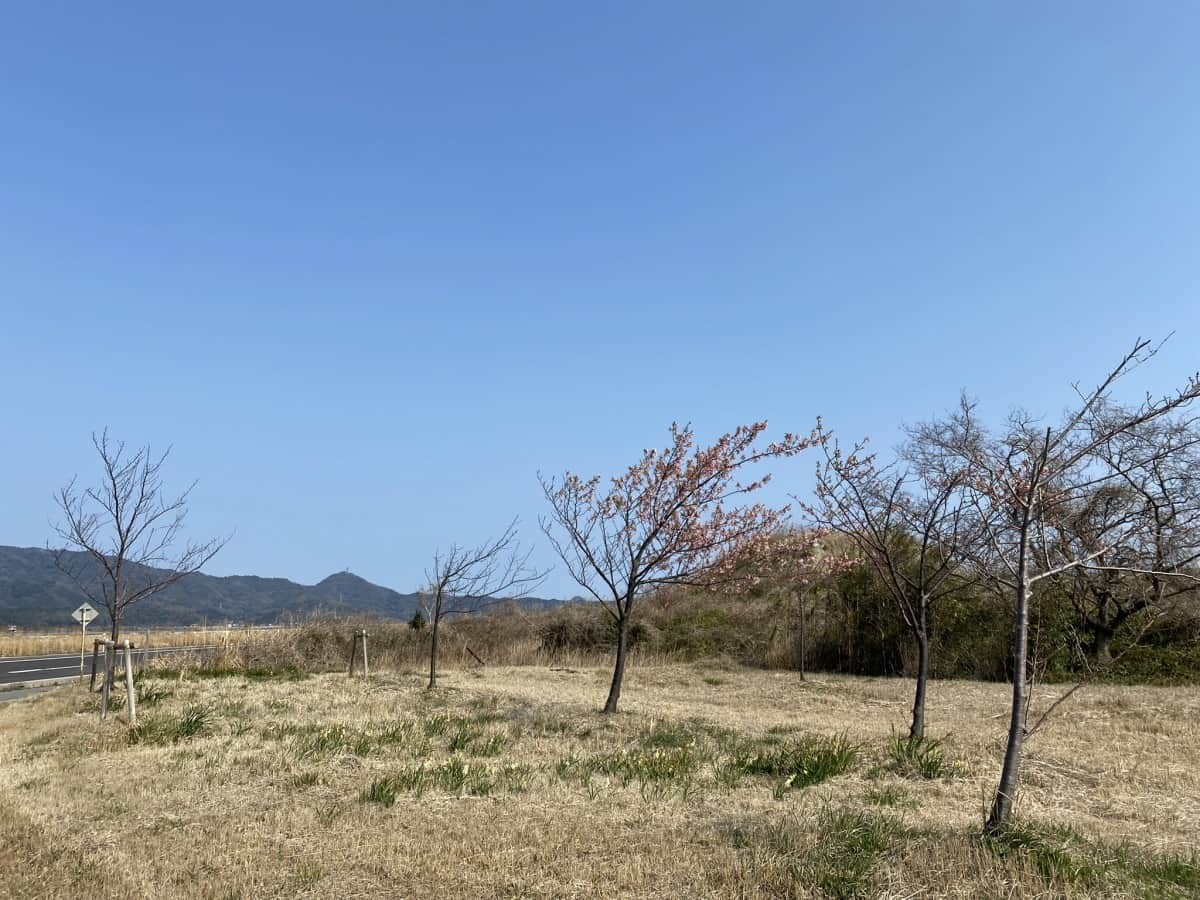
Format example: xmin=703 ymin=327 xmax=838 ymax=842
xmin=0 ymin=546 xmax=561 ymax=629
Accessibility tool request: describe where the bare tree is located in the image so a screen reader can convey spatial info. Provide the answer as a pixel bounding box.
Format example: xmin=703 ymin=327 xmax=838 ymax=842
xmin=1053 ymin=415 xmax=1200 ymax=663
xmin=52 ymin=430 xmax=229 ymax=641
xmin=423 ymin=519 xmax=546 ymax=689
xmin=804 ymin=428 xmax=976 ymax=740
xmin=539 ymin=421 xmax=818 ymax=713
xmin=909 ymin=339 xmax=1200 ymax=834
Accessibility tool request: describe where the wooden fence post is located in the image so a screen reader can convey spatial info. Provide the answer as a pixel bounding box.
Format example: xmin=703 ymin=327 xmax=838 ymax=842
xmin=89 ymin=639 xmax=102 ymax=692
xmin=100 ymin=641 xmax=115 ymax=720
xmin=347 ymin=630 xmax=370 ymax=679
xmin=123 ymin=640 xmax=137 ymax=725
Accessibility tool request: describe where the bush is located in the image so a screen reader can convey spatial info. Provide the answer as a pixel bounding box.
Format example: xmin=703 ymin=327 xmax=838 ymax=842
xmin=537 ymin=606 xmax=648 ymax=654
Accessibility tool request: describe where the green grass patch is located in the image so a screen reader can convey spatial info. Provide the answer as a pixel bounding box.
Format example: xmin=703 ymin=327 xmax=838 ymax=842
xmin=361 ymin=761 xmax=533 ymax=803
xmin=863 ymin=785 xmax=915 ymax=809
xmin=883 ymin=733 xmax=953 ymax=779
xmin=806 ymin=808 xmax=904 ymax=899
xmin=262 ymin=720 xmax=422 ymax=759
xmin=128 ymin=704 xmax=212 ymax=746
xmin=447 ymin=723 xmax=509 ymax=756
xmin=982 ymin=821 xmax=1200 ymax=896
xmin=724 ymin=807 xmax=903 ymax=899
xmin=638 ymin=721 xmax=704 ymax=750
xmin=982 ymin=821 xmax=1104 ymax=886
xmin=557 ymin=746 xmax=700 ymax=789
xmin=732 ymin=733 xmax=859 ymax=790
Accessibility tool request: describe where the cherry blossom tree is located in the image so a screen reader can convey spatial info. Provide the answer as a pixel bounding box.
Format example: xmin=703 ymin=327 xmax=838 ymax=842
xmin=909 ymin=338 xmax=1200 ymax=834
xmin=729 ymin=527 xmax=856 ymax=680
xmin=539 ymin=421 xmax=819 ymax=713
xmin=804 ymin=427 xmax=979 ymax=739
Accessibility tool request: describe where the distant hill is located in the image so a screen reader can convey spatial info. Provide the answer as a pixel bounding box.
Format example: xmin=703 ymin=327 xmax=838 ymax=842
xmin=0 ymin=546 xmax=561 ymax=630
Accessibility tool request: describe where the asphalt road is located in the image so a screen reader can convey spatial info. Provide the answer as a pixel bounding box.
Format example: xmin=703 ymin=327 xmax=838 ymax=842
xmin=0 ymin=646 xmax=215 ymax=687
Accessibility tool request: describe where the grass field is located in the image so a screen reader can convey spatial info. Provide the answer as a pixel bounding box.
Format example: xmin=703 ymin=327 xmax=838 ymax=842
xmin=1 ymin=663 xmax=1198 ymax=898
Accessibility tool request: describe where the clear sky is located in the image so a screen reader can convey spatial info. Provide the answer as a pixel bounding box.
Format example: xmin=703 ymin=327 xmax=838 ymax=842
xmin=3 ymin=3 xmax=1198 ymax=600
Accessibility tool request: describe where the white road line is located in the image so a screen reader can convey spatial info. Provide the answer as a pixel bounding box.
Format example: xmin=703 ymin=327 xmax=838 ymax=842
xmin=0 ymin=656 xmax=85 ymax=663
xmin=8 ymin=666 xmax=80 ymax=674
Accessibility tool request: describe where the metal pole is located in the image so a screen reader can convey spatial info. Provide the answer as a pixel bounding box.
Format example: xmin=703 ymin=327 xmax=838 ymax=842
xmin=361 ymin=631 xmax=369 ymax=680
xmin=79 ymin=618 xmax=88 ymax=684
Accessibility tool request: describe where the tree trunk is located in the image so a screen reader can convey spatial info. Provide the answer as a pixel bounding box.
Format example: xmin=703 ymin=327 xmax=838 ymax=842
xmin=1092 ymin=628 xmax=1114 ymax=666
xmin=796 ymin=588 xmax=806 ymax=681
xmin=603 ymin=615 xmax=629 ymax=714
xmin=910 ymin=626 xmax=930 ymax=741
xmin=427 ymin=616 xmax=440 ymax=689
xmin=985 ymin=576 xmax=1032 ymax=834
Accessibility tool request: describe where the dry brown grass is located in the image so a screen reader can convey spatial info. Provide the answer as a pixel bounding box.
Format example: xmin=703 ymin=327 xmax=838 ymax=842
xmin=1 ymin=663 xmax=1197 ymax=899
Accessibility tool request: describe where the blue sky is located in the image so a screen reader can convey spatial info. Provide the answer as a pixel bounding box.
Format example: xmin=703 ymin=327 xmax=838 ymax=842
xmin=3 ymin=3 xmax=1198 ymax=600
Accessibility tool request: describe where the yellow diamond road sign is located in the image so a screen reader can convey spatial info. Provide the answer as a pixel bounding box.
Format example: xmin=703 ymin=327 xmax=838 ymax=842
xmin=72 ymin=603 xmax=98 ymax=625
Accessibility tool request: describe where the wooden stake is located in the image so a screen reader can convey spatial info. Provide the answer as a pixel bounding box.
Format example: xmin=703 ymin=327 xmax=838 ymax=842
xmin=100 ymin=641 xmax=114 ymax=720
xmin=89 ymin=639 xmax=102 ymax=692
xmin=123 ymin=640 xmax=137 ymax=725
xmin=347 ymin=630 xmax=370 ymax=679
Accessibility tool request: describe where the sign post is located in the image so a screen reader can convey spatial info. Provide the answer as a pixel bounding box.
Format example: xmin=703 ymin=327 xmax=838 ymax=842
xmin=72 ymin=603 xmax=98 ymax=683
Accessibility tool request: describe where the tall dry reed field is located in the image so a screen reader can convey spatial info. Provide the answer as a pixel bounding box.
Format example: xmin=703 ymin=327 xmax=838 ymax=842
xmin=1 ymin=605 xmax=684 ymax=681
xmin=0 ymin=625 xmax=296 ymax=658
xmin=197 ymin=607 xmax=683 ymax=675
